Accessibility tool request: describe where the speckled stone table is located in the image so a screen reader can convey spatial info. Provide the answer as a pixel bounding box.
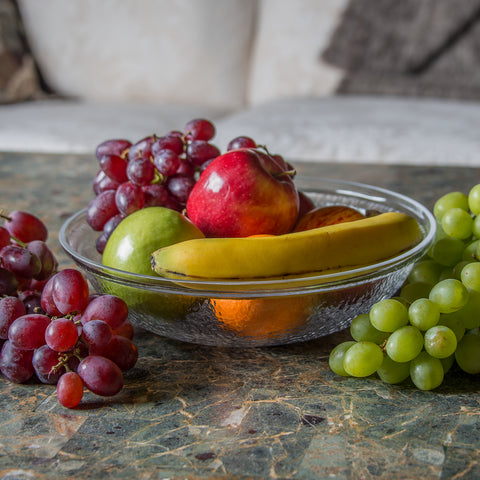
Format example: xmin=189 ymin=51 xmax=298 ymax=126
xmin=1 ymin=152 xmax=480 ymax=480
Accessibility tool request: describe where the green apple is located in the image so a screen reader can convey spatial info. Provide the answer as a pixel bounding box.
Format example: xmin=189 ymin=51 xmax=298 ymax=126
xmin=103 ymin=206 xmax=204 ymax=274
xmin=101 ymin=207 xmax=205 ymax=322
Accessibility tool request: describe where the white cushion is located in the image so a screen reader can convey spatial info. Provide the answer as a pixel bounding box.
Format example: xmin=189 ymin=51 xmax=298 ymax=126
xmin=17 ymin=0 xmax=256 ymax=110
xmin=215 ymin=96 xmax=480 ymax=166
xmin=247 ymin=0 xmax=348 ymax=105
xmin=0 ymin=99 xmax=227 ymax=153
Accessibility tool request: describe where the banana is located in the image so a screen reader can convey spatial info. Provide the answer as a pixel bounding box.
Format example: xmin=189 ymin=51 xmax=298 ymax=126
xmin=151 ymin=212 xmax=423 ymax=280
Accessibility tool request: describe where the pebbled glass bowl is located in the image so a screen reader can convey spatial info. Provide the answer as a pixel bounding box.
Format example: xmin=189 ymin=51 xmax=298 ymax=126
xmin=59 ymin=177 xmax=435 ymax=347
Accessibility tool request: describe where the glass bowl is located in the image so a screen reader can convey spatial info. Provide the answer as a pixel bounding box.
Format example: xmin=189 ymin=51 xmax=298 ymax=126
xmin=59 ymin=177 xmax=435 ymax=347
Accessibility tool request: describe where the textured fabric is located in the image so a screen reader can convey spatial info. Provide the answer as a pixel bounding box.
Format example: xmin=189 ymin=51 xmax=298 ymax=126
xmin=17 ymin=0 xmax=257 ymax=110
xmin=214 ymin=96 xmax=480 ymax=166
xmin=0 ymin=0 xmax=46 ymax=103
xmin=0 ymin=99 xmax=227 ymax=153
xmin=323 ymin=0 xmax=480 ymax=100
xmin=247 ymin=0 xmax=347 ymax=105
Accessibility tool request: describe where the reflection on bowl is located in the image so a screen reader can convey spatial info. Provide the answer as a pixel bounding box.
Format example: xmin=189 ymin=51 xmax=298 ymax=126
xmin=59 ymin=177 xmax=435 ymax=347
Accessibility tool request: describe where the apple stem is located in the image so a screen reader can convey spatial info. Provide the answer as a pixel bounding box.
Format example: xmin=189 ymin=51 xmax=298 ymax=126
xmin=275 ymin=168 xmax=297 ymax=178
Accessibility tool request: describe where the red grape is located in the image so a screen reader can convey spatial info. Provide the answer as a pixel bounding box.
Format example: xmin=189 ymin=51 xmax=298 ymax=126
xmin=95 ymin=233 xmax=108 ymax=254
xmin=40 ymin=275 xmax=62 ymax=316
xmin=128 ymin=135 xmax=156 ymax=161
xmin=227 ymin=136 xmax=256 ymax=150
xmin=1 ymin=244 xmax=41 ymax=280
xmin=142 ymin=183 xmax=170 ymax=208
xmin=126 ymin=157 xmax=156 ymax=186
xmin=0 ymin=226 xmax=10 ymax=249
xmin=4 ymin=210 xmax=48 ymax=243
xmin=86 ymin=190 xmax=119 ymax=231
xmin=186 ymin=140 xmax=220 ymax=166
xmin=95 ymin=139 xmax=131 ymax=160
xmin=19 ymin=290 xmax=45 ymax=314
xmin=0 ymin=267 xmax=18 ymax=296
xmin=151 ymin=135 xmax=185 ymax=156
xmin=166 ymin=175 xmax=195 ymax=204
xmin=26 ymin=240 xmax=57 ymax=280
xmin=153 ymin=149 xmax=181 ymax=177
xmin=112 ymin=321 xmax=134 ymax=340
xmin=174 ymin=157 xmax=195 ymax=177
xmin=115 ymin=181 xmax=145 ymax=216
xmin=81 ymin=295 xmax=128 ymax=330
xmin=0 ymin=340 xmax=34 ymax=383
xmin=90 ymin=334 xmax=138 ymax=372
xmin=99 ymin=154 xmax=128 ymax=183
xmin=57 ymin=371 xmax=84 ymax=408
xmin=32 ymin=344 xmax=66 ymax=384
xmin=77 ymin=355 xmax=123 ymax=396
xmin=8 ymin=313 xmax=51 ymax=350
xmin=0 ymin=296 xmax=26 ymax=339
xmin=102 ymin=213 xmax=124 ymax=239
xmin=93 ymin=170 xmax=120 ymax=195
xmin=82 ymin=319 xmax=112 ymax=348
xmin=184 ymin=118 xmax=215 ymax=142
xmin=45 ymin=317 xmax=79 ymax=352
xmin=51 ymin=269 xmax=90 ymax=315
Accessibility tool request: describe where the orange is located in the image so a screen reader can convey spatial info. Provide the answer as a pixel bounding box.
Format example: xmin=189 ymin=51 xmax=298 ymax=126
xmin=213 ymin=295 xmax=312 ymax=338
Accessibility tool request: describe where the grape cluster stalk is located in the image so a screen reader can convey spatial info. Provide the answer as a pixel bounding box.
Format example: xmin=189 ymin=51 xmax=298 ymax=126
xmin=0 ymin=210 xmax=137 ymax=408
xmin=87 ymin=117 xmax=257 ymax=253
xmin=329 ymin=183 xmax=480 ymax=390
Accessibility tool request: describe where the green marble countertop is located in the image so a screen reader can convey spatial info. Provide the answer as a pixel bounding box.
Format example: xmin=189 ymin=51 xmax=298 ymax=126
xmin=1 ymin=152 xmax=480 ymax=479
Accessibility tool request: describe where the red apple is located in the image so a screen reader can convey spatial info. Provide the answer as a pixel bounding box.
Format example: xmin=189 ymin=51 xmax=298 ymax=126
xmin=293 ymin=205 xmax=365 ymax=232
xmin=186 ymin=148 xmax=300 ymax=237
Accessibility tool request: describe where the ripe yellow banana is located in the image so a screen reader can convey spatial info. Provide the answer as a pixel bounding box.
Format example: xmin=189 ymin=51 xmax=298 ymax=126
xmin=151 ymin=212 xmax=423 ymax=280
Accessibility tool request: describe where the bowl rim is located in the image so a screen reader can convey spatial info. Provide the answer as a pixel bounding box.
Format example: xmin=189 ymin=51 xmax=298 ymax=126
xmin=59 ymin=177 xmax=436 ymax=297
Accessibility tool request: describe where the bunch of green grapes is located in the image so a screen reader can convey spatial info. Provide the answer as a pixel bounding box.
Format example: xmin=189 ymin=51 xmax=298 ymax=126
xmin=329 ymin=184 xmax=480 ymax=390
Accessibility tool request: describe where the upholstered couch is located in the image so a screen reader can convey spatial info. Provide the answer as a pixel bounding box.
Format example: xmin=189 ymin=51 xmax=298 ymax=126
xmin=2 ymin=0 xmax=480 ymax=166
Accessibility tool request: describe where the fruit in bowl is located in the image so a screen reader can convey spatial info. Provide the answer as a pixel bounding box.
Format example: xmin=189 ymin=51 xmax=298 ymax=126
xmin=186 ymin=148 xmax=300 ymax=238
xmin=69 ymin=118 xmax=434 ymax=346
xmin=102 ymin=206 xmax=204 ymax=320
xmin=103 ymin=206 xmax=204 ymax=276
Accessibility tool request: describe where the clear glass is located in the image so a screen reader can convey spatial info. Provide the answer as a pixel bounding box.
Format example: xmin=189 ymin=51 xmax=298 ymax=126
xmin=59 ymin=177 xmax=435 ymax=347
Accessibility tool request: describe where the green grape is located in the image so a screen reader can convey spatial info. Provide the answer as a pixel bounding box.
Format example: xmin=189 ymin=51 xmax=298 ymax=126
xmin=410 ymin=352 xmax=444 ymax=391
xmin=399 ymin=281 xmax=433 ymax=303
xmin=385 ymin=325 xmax=424 ymax=363
xmin=407 ymin=259 xmax=443 ymax=285
xmin=460 ymin=262 xmax=480 ymax=292
xmin=408 ymin=298 xmax=440 ymax=331
xmin=462 ymin=239 xmax=480 ymax=261
xmin=455 ymin=289 xmax=480 ymax=329
xmin=468 ymin=184 xmax=480 ymax=215
xmin=441 ymin=207 xmax=473 ymax=240
xmin=438 ymin=313 xmax=466 ymax=342
xmin=438 ymin=267 xmax=455 ymax=281
xmin=433 ymin=191 xmax=469 ymax=220
xmin=429 ymin=278 xmax=469 ymax=313
xmin=376 ymin=355 xmax=410 ymax=384
xmin=440 ymin=354 xmax=455 ymax=374
xmin=328 ymin=341 xmax=356 ymax=377
xmin=343 ymin=341 xmax=384 ymax=377
xmin=350 ymin=313 xmax=389 ymax=344
xmin=427 ymin=221 xmax=449 ymax=258
xmin=369 ymin=298 xmax=409 ymax=332
xmin=455 ymin=333 xmax=480 ymax=374
xmin=431 ymin=237 xmax=466 ymax=267
xmin=472 ymin=215 xmax=480 ymax=239
xmin=424 ymin=325 xmax=457 ymax=358
xmin=452 ymin=260 xmax=475 ymax=280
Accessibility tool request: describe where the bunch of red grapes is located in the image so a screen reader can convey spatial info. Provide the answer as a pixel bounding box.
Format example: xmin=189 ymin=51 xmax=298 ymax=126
xmin=0 ymin=210 xmax=137 ymax=408
xmin=88 ymin=118 xmax=256 ymax=253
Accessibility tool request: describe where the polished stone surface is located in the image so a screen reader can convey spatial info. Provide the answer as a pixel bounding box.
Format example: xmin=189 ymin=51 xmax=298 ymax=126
xmin=1 ymin=152 xmax=480 ymax=479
